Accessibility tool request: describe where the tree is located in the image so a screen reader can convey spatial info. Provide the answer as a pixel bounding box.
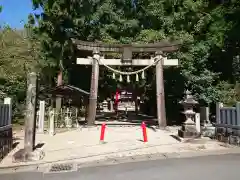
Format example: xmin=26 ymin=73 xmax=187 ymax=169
xmin=30 ymin=0 xmax=240 ymax=110
xmin=0 ymin=26 xmax=39 ymax=117
xmin=30 ymin=0 xmax=143 ymax=92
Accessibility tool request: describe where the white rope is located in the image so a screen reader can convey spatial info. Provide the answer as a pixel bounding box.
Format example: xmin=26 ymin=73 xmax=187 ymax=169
xmin=96 ymin=57 xmax=160 ymax=75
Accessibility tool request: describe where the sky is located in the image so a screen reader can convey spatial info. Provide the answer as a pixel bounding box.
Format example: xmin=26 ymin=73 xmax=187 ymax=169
xmin=0 ymin=0 xmax=37 ymax=29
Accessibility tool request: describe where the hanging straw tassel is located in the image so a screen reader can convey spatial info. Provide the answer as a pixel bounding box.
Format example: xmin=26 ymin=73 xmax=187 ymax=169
xmin=119 ymin=74 xmax=123 ymax=82
xmin=112 ymin=72 xmax=116 ymax=79
xmin=141 ymin=71 xmax=145 ymax=79
xmin=127 ymin=75 xmax=130 ymax=83
xmin=136 ymin=74 xmax=139 ymax=82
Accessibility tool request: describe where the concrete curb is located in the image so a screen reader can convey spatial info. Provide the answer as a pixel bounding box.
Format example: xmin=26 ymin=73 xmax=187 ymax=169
xmin=77 ymin=147 xmax=240 ymax=169
xmin=0 ymin=147 xmax=240 ymax=174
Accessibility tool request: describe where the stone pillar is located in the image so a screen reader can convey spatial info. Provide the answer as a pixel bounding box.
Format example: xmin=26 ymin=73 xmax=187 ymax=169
xmin=13 ymin=73 xmax=46 ymax=162
xmin=87 ymin=49 xmax=100 ymax=126
xmin=65 ymin=108 xmax=72 ymax=128
xmin=24 ymin=72 xmax=38 ymax=153
xmin=56 ymin=71 xmax=63 ymax=126
xmin=49 ymin=109 xmax=55 ymax=136
xmin=195 ymin=113 xmax=201 ymax=133
xmin=200 ymin=107 xmax=210 ymax=124
xmin=216 ymin=102 xmax=223 ymax=124
xmin=155 ymin=51 xmax=167 ymax=128
xmin=4 ymin=97 xmax=12 ymax=125
xmin=109 ymin=100 xmax=114 ymax=112
xmin=38 ymin=101 xmax=45 ymax=133
xmin=75 ymin=108 xmax=79 ymax=128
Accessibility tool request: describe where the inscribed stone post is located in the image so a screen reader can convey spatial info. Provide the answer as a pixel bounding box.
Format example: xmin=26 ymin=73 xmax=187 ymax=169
xmin=195 ymin=113 xmax=201 ymax=133
xmin=56 ymin=71 xmax=63 ymax=124
xmin=49 ymin=109 xmax=55 ymax=136
xmin=38 ymin=101 xmax=45 ymax=133
xmin=13 ymin=73 xmax=46 ymax=162
xmin=24 ymin=72 xmax=38 ymax=153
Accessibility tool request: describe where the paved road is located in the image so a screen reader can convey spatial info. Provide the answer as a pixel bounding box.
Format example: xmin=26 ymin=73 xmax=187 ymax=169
xmin=2 ymin=154 xmax=240 ymax=180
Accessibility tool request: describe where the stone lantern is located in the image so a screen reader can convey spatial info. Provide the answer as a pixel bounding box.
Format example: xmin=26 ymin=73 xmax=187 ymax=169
xmin=102 ymin=100 xmax=109 ymax=112
xmin=178 ymin=90 xmax=200 ymax=138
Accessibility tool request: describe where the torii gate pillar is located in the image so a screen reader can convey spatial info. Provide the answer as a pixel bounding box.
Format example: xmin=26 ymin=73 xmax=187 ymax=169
xmin=87 ymin=49 xmax=100 ymax=126
xmin=155 ymin=51 xmax=167 ymax=128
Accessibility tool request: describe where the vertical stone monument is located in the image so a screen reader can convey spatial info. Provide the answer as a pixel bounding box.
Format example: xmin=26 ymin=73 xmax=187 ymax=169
xmin=38 ymin=100 xmax=45 ymax=133
xmin=13 ymin=72 xmax=44 ymax=162
xmin=49 ymin=109 xmax=56 ymax=136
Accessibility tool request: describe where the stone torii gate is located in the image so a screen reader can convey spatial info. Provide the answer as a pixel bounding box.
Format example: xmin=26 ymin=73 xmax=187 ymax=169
xmin=72 ymin=39 xmax=179 ymax=128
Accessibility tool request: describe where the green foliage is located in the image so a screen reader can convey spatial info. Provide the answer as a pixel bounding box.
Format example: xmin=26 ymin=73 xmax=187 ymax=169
xmin=217 ymin=82 xmax=240 ymax=106
xmin=0 ymin=26 xmax=39 ymax=117
xmin=1 ymin=0 xmax=240 ymax=122
xmin=29 ymin=0 xmax=240 ymax=109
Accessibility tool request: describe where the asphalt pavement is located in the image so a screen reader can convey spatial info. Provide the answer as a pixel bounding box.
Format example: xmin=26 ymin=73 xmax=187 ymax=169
xmin=2 ymin=154 xmax=240 ymax=180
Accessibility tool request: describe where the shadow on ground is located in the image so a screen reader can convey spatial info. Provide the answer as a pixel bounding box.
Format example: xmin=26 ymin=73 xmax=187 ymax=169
xmin=34 ymin=143 xmax=45 ymax=150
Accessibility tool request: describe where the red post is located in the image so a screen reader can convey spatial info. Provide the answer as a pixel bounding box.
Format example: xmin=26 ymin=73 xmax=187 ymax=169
xmin=100 ymin=123 xmax=106 ymax=142
xmin=141 ymin=122 xmax=148 ymax=142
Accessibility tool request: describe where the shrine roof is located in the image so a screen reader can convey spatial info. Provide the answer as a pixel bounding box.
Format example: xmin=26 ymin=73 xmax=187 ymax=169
xmin=39 ymin=84 xmax=90 ymax=99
